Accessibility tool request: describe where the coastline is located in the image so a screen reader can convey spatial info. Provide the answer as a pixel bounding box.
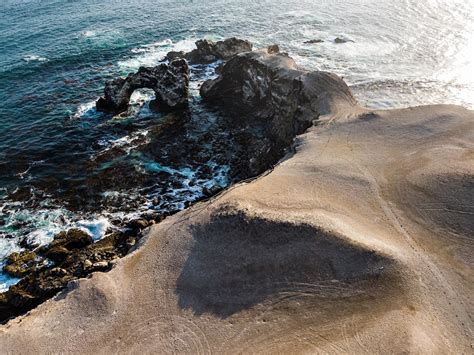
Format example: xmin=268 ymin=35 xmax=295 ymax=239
xmin=1 ymin=109 xmax=473 ymax=352
xmin=1 ymin=41 xmax=473 ymax=352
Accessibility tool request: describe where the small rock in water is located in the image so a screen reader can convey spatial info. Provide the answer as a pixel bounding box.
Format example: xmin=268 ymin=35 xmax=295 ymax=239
xmin=334 ymin=37 xmax=354 ymax=44
xmin=304 ymin=39 xmax=324 ymax=44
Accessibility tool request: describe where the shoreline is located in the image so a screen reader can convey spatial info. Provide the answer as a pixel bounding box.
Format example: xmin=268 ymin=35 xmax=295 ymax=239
xmin=1 ymin=40 xmax=473 ymax=352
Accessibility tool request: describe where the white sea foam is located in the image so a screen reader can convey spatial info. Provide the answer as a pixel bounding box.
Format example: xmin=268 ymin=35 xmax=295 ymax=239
xmin=97 ymin=128 xmax=150 ymax=155
xmin=71 ymin=100 xmax=97 ymax=119
xmin=76 ymin=217 xmax=111 ymax=241
xmin=81 ymin=30 xmax=97 ymax=38
xmin=23 ymin=55 xmax=48 ymax=63
xmin=118 ymin=38 xmax=197 ymax=72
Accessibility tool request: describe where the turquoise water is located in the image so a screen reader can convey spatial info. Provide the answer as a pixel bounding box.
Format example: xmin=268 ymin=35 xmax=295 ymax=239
xmin=0 ymin=0 xmax=473 ymax=289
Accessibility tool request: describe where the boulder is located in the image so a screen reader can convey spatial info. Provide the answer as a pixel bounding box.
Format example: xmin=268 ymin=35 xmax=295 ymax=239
xmin=47 ymin=228 xmax=94 ymax=251
xmin=3 ymin=251 xmax=38 ymax=278
xmin=96 ymin=59 xmax=189 ymax=114
xmin=185 ymin=37 xmax=252 ymax=64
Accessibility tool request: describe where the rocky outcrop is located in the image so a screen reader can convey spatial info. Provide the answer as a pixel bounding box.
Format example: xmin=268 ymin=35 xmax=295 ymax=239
xmin=3 ymin=251 xmax=38 ymax=278
xmin=96 ymin=59 xmax=189 ymax=113
xmin=1 ymin=38 xmax=358 ymax=324
xmin=0 ymin=226 xmax=147 ymax=323
xmin=163 ymin=38 xmax=252 ymax=64
xmin=165 ymin=37 xmax=252 ymax=64
xmin=182 ymin=37 xmax=252 ymax=64
xmin=200 ymin=44 xmax=357 ymax=174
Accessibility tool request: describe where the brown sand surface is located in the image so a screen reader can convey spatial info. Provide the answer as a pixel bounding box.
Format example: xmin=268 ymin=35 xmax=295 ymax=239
xmin=0 ymin=103 xmax=473 ymax=353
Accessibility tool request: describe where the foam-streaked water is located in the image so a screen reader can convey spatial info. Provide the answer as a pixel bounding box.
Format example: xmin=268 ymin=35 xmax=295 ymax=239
xmin=0 ymin=0 xmax=473 ymax=290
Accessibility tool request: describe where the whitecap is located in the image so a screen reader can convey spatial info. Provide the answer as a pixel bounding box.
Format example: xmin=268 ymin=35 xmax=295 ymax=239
xmin=118 ymin=38 xmax=197 ymax=72
xmin=23 ymin=55 xmax=48 ymax=63
xmin=71 ymin=100 xmax=97 ymax=119
xmin=76 ymin=217 xmax=111 ymax=241
xmin=81 ymin=30 xmax=97 ymax=38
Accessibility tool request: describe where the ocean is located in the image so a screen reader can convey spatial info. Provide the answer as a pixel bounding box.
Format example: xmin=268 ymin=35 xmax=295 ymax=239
xmin=0 ymin=0 xmax=473 ymax=290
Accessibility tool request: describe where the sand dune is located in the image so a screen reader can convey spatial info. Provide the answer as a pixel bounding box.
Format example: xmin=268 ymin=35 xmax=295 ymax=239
xmin=0 ymin=102 xmax=472 ymax=353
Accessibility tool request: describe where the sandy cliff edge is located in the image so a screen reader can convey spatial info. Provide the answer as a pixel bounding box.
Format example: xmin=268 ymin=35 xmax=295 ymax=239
xmin=0 ymin=42 xmax=472 ymax=352
xmin=0 ymin=102 xmax=472 ymax=353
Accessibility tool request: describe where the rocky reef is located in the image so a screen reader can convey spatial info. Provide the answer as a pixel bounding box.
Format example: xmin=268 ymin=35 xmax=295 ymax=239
xmin=1 ymin=38 xmax=356 ymax=323
xmin=0 ymin=224 xmax=152 ymax=322
xmin=96 ymin=59 xmax=189 ymax=113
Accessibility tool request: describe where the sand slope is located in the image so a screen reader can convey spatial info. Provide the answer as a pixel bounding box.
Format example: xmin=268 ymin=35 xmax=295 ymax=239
xmin=0 ymin=104 xmax=473 ymax=353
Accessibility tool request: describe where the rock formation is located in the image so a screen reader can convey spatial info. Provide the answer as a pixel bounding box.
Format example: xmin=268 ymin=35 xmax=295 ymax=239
xmin=184 ymin=37 xmax=252 ymax=64
xmin=304 ymin=39 xmax=324 ymax=44
xmin=200 ymin=44 xmax=357 ymax=173
xmin=0 ymin=38 xmax=357 ymax=323
xmin=0 ymin=226 xmax=148 ymax=322
xmin=96 ymin=59 xmax=189 ymax=114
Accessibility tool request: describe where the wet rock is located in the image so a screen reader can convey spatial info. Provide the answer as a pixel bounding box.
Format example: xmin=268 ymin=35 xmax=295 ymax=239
xmin=44 ymin=228 xmax=94 ymax=252
xmin=185 ymin=37 xmax=252 ymax=64
xmin=164 ymin=50 xmax=186 ymax=61
xmin=128 ymin=219 xmax=149 ymax=230
xmin=334 ymin=37 xmax=354 ymax=44
xmin=44 ymin=246 xmax=70 ymax=263
xmin=19 ymin=237 xmax=39 ymax=250
xmin=0 ymin=230 xmax=139 ymax=322
xmin=304 ymin=39 xmax=324 ymax=44
xmin=96 ymin=59 xmax=189 ymax=113
xmin=3 ymin=251 xmax=38 ymax=278
xmin=203 ymin=185 xmax=223 ymax=198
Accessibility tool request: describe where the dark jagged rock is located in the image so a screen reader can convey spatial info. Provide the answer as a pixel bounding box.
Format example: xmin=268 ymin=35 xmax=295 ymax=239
xmin=304 ymin=39 xmax=324 ymax=44
xmin=38 ymin=228 xmax=93 ymax=262
xmin=0 ymin=228 xmax=143 ymax=323
xmin=3 ymin=251 xmax=38 ymax=278
xmin=164 ymin=50 xmax=186 ymax=61
xmin=184 ymin=37 xmax=252 ymax=64
xmin=200 ymin=45 xmax=357 ymax=175
xmin=96 ymin=59 xmax=189 ymax=113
